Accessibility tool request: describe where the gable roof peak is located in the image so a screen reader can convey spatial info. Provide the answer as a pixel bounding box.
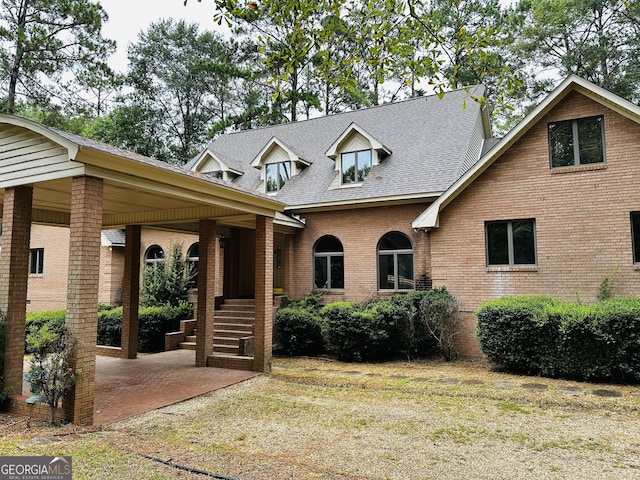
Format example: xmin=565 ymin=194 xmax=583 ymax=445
xmin=325 ymin=122 xmax=392 ymax=159
xmin=250 ymin=136 xmax=311 ymax=169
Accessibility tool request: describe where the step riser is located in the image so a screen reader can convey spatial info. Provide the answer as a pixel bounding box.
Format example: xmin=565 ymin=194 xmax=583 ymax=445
xmin=214 ymin=316 xmax=254 ymax=324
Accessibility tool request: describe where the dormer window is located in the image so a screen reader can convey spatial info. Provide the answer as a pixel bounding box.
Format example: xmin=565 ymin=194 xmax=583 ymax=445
xmin=191 ymin=149 xmax=244 ymax=182
xmin=325 ymin=123 xmax=390 ymax=189
xmin=341 ymin=149 xmax=371 ymax=184
xmin=266 ymin=161 xmax=291 ymax=192
xmin=251 ymin=137 xmax=311 ymax=194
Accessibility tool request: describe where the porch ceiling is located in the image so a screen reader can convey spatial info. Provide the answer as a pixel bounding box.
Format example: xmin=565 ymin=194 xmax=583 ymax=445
xmin=0 ymin=115 xmax=286 ymax=232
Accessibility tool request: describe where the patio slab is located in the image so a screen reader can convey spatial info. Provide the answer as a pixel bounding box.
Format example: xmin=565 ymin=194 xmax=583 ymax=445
xmin=23 ymin=349 xmax=260 ymax=426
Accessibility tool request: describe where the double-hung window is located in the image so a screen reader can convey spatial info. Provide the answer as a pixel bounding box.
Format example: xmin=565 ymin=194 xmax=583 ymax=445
xmin=266 ymin=162 xmax=291 ymax=192
xmin=378 ymin=232 xmax=414 ymax=290
xmin=341 ymin=150 xmax=371 ymax=184
xmin=29 ymin=248 xmax=44 ymax=275
xmin=486 ymin=219 xmax=536 ymax=266
xmin=548 ymin=116 xmax=605 ymax=168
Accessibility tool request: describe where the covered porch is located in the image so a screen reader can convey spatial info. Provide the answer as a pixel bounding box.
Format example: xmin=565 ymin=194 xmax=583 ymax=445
xmin=0 ymin=115 xmax=284 ymax=426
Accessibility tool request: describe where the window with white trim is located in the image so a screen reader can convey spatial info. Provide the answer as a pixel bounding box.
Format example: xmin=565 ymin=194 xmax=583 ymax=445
xmin=548 ymin=116 xmax=605 ymax=168
xmin=266 ymin=162 xmax=291 ymax=192
xmin=341 ymin=150 xmax=371 ymax=184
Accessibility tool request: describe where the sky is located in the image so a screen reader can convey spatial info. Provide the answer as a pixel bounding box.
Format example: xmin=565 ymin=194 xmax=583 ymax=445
xmin=99 ymin=0 xmax=229 ymax=72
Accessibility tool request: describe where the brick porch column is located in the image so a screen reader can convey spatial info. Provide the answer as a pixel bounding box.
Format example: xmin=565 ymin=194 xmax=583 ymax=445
xmin=0 ymin=186 xmax=33 ymax=394
xmin=121 ymin=225 xmax=141 ymax=359
xmin=196 ymin=219 xmax=216 ymax=367
xmin=63 ymin=176 xmax=103 ymax=426
xmin=254 ymin=215 xmax=273 ymax=373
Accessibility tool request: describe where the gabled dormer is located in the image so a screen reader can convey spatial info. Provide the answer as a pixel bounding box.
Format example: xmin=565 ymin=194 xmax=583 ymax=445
xmin=190 ymin=149 xmax=243 ymax=182
xmin=325 ymin=123 xmax=391 ymax=187
xmin=250 ymin=137 xmax=311 ymax=194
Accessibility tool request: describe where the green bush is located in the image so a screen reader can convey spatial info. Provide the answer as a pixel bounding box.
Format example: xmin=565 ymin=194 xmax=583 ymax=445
xmin=98 ymin=303 xmax=193 ymax=353
xmin=97 ymin=307 xmax=123 ymax=347
xmin=25 ymin=310 xmax=66 ymax=353
xmin=274 ymin=306 xmax=325 ymax=356
xmin=477 ymin=296 xmax=560 ymax=375
xmin=477 ymin=296 xmax=640 ymax=382
xmin=141 ymin=241 xmax=191 ymax=307
xmin=323 ymin=301 xmax=412 ymax=362
xmin=24 ymin=325 xmax=76 ymax=425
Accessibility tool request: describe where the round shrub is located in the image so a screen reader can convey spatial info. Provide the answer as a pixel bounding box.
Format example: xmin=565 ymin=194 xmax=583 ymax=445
xmin=274 ymin=307 xmax=325 ymax=356
xmin=477 ymin=296 xmax=560 ymax=374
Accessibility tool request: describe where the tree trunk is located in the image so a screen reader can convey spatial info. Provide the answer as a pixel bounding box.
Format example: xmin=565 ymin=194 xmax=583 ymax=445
xmin=6 ymin=0 xmax=29 ymax=114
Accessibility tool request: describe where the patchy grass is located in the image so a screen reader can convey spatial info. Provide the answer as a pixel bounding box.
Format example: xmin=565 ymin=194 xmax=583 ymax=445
xmin=2 ymin=357 xmax=640 ymax=479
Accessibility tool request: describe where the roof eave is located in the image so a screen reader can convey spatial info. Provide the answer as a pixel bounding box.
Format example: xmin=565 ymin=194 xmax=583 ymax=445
xmin=412 ymin=75 xmax=640 ymax=230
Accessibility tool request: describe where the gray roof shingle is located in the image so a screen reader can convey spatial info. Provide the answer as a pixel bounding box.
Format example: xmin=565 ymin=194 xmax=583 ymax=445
xmin=198 ymin=86 xmax=487 ymax=208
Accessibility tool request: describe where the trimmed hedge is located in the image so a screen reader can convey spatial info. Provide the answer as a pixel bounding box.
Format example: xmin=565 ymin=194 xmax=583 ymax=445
xmin=477 ymin=296 xmax=640 ymax=382
xmin=275 ymin=290 xmax=455 ymax=362
xmin=275 ymin=306 xmax=325 ymax=356
xmin=24 ymin=303 xmax=194 ymax=355
xmin=98 ymin=302 xmax=193 ymax=353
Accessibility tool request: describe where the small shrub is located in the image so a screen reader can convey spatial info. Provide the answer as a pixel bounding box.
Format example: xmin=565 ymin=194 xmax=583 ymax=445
xmin=477 ymin=296 xmax=561 ymax=374
xmin=142 ymin=241 xmax=191 ymax=307
xmin=274 ymin=306 xmax=325 ymax=356
xmin=137 ymin=302 xmax=193 ymax=353
xmin=24 ymin=325 xmax=76 ymax=425
xmin=323 ymin=301 xmax=404 ymax=362
xmin=97 ymin=307 xmax=123 ymax=347
xmin=25 ymin=310 xmax=66 ymax=352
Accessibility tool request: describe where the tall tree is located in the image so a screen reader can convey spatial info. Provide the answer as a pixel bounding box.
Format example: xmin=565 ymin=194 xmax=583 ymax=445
xmin=510 ymin=0 xmax=640 ymax=103
xmin=0 ymin=0 xmax=115 ymax=114
xmin=124 ymin=19 xmax=251 ymax=163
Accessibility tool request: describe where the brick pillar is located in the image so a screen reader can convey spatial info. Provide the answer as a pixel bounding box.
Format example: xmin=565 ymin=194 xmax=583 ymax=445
xmin=196 ymin=219 xmax=216 ymax=367
xmin=284 ymin=234 xmax=295 ymax=298
xmin=0 ymin=186 xmax=33 ymax=394
xmin=63 ymin=176 xmax=103 ymax=426
xmin=121 ymin=225 xmax=141 ymax=359
xmin=254 ymin=215 xmax=273 ymax=373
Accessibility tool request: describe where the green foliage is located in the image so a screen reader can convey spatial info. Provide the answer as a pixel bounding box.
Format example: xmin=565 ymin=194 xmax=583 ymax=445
xmin=25 ymin=310 xmax=66 ymax=352
xmin=323 ymin=302 xmax=379 ymax=362
xmin=406 ymin=287 xmax=460 ymax=361
xmin=0 ymin=0 xmax=115 ymax=114
xmin=597 ymin=268 xmax=619 ymax=301
xmin=477 ymin=296 xmax=561 ymax=375
xmin=477 ymin=296 xmax=640 ymax=382
xmin=141 ymin=242 xmax=191 ymax=307
xmin=24 ymin=325 xmax=76 ymax=425
xmin=274 ymin=301 xmax=325 ymax=356
xmin=97 ymin=303 xmax=194 ymax=353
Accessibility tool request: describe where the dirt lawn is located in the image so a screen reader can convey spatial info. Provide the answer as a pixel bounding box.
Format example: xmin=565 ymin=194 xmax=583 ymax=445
xmin=2 ymin=357 xmax=640 ymax=479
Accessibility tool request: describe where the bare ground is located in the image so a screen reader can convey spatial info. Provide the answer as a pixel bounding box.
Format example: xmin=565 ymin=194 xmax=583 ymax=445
xmin=2 ymin=357 xmax=640 ymax=479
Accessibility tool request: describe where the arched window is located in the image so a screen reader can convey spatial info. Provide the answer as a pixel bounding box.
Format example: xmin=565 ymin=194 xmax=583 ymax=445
xmin=144 ymin=245 xmax=165 ymax=267
xmin=187 ymin=242 xmax=199 ymax=288
xmin=313 ymin=236 xmax=344 ymax=290
xmin=377 ymin=232 xmax=414 ymax=291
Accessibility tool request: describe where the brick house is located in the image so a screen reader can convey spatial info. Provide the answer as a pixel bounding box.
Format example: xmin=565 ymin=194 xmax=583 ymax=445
xmin=412 ymin=75 xmax=640 ymax=356
xmin=5 ymin=75 xmax=640 ymax=424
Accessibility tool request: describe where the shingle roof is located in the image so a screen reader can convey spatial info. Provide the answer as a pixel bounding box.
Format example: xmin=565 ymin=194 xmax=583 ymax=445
xmin=197 ymin=86 xmax=487 ymax=208
xmin=101 ymin=229 xmax=126 ymax=247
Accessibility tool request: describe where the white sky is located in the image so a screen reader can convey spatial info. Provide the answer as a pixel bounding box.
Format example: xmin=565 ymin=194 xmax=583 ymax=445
xmin=100 ymin=0 xmax=229 ymax=72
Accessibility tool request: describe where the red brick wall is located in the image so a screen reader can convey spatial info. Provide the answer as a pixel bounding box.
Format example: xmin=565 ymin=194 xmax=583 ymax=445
xmin=288 ymin=203 xmax=432 ymax=302
xmin=430 ymin=91 xmax=640 ymax=357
